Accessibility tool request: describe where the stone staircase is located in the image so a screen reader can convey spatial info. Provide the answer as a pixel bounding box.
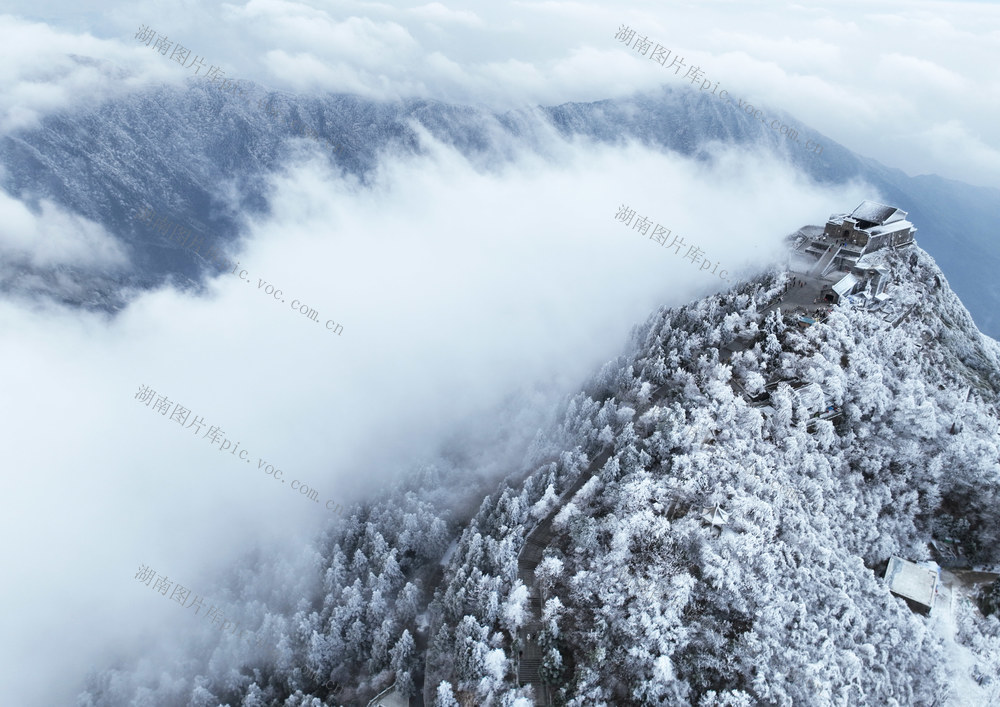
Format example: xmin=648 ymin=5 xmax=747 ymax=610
xmin=811 ymin=243 xmax=840 ymax=276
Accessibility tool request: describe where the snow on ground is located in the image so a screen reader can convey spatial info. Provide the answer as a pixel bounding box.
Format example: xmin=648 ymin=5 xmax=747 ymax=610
xmin=930 ymin=569 xmax=1000 ymax=706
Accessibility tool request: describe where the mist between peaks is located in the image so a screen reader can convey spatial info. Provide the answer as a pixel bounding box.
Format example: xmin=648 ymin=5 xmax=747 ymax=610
xmin=135 ymin=206 xmax=346 ymax=337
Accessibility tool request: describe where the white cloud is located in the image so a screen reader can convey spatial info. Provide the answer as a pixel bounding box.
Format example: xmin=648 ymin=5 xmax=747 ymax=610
xmin=0 ymin=191 xmax=129 ymax=268
xmin=0 ymin=0 xmax=996 ymax=702
xmin=409 ymin=2 xmax=484 ymax=26
xmin=918 ymin=119 xmax=1000 ymax=179
xmin=0 ymin=128 xmax=869 ymax=704
xmin=0 ymin=15 xmax=182 ymax=132
xmin=5 ymin=1 xmax=1000 ymax=185
xmin=875 ymin=52 xmax=972 ymax=93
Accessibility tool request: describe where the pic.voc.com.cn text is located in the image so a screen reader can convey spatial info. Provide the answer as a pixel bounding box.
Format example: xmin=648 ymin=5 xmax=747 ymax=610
xmin=134 ymin=563 xmax=265 ymax=648
xmin=613 ymin=24 xmax=822 ymax=156
xmin=134 ymin=384 xmax=345 ymax=516
xmin=136 ymin=207 xmax=345 ymax=338
xmin=615 ymin=204 xmax=731 ymax=283
xmin=134 ymin=24 xmax=342 ymax=154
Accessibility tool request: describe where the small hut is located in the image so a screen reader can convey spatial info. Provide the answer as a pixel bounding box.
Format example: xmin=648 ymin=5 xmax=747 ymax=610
xmin=884 ymin=556 xmax=940 ymax=614
xmin=701 ymin=504 xmax=730 ymax=534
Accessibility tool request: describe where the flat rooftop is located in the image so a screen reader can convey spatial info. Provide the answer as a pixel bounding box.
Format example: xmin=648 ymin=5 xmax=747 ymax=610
xmin=884 ymin=556 xmax=938 ymax=608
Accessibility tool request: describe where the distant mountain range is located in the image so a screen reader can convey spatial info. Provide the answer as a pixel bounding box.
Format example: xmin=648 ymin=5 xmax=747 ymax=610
xmin=2 ymin=79 xmax=998 ymax=337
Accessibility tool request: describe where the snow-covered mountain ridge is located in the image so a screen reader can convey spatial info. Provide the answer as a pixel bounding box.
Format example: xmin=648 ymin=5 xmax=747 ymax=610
xmin=423 ymin=240 xmax=1000 ymax=705
xmin=3 ymin=79 xmax=1000 ymax=337
xmin=77 ymin=230 xmax=1000 ymax=705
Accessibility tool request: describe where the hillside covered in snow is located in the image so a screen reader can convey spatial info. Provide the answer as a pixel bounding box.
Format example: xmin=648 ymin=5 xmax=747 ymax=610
xmin=77 ymin=227 xmax=1000 ymax=706
xmin=4 ymin=81 xmax=1000 ymax=338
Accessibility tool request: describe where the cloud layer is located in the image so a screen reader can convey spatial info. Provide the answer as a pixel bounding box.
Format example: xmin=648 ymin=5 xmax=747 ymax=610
xmin=0 ymin=191 xmax=129 ymax=268
xmin=0 ymin=0 xmax=981 ymax=703
xmin=0 ymin=129 xmax=870 ymax=704
xmin=3 ymin=0 xmax=998 ymax=186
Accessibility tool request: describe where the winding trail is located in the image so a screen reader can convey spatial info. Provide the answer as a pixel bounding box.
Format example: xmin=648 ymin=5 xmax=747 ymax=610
xmin=514 ymin=380 xmax=678 ymax=702
xmin=515 ymin=448 xmax=614 ymax=702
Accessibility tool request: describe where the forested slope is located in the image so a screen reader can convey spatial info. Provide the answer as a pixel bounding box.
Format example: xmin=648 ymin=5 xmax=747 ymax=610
xmin=428 ymin=245 xmax=1000 ymax=705
xmin=78 ymin=244 xmax=1000 ymax=706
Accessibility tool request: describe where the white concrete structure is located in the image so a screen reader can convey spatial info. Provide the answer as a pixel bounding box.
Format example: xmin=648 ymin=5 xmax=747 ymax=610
xmin=368 ymin=683 xmax=409 ymax=707
xmin=701 ymin=504 xmax=730 ymax=529
xmin=884 ymin=556 xmax=940 ymax=612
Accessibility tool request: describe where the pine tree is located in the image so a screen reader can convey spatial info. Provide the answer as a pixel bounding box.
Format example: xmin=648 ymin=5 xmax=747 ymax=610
xmin=434 ymin=681 xmax=460 ymax=707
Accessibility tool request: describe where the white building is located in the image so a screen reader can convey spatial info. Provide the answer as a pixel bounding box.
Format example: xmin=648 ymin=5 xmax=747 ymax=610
xmin=884 ymin=556 xmax=940 ymax=613
xmin=799 ymin=201 xmax=916 ymax=279
xmin=701 ymin=503 xmax=730 ymax=531
xmin=823 ymin=201 xmax=917 ymax=260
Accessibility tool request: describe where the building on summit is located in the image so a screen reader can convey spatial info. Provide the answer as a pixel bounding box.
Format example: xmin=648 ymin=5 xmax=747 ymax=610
xmin=825 ymin=201 xmax=917 ymax=252
xmin=790 ymin=200 xmax=915 ymax=309
xmin=798 ymin=200 xmax=917 ymax=279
